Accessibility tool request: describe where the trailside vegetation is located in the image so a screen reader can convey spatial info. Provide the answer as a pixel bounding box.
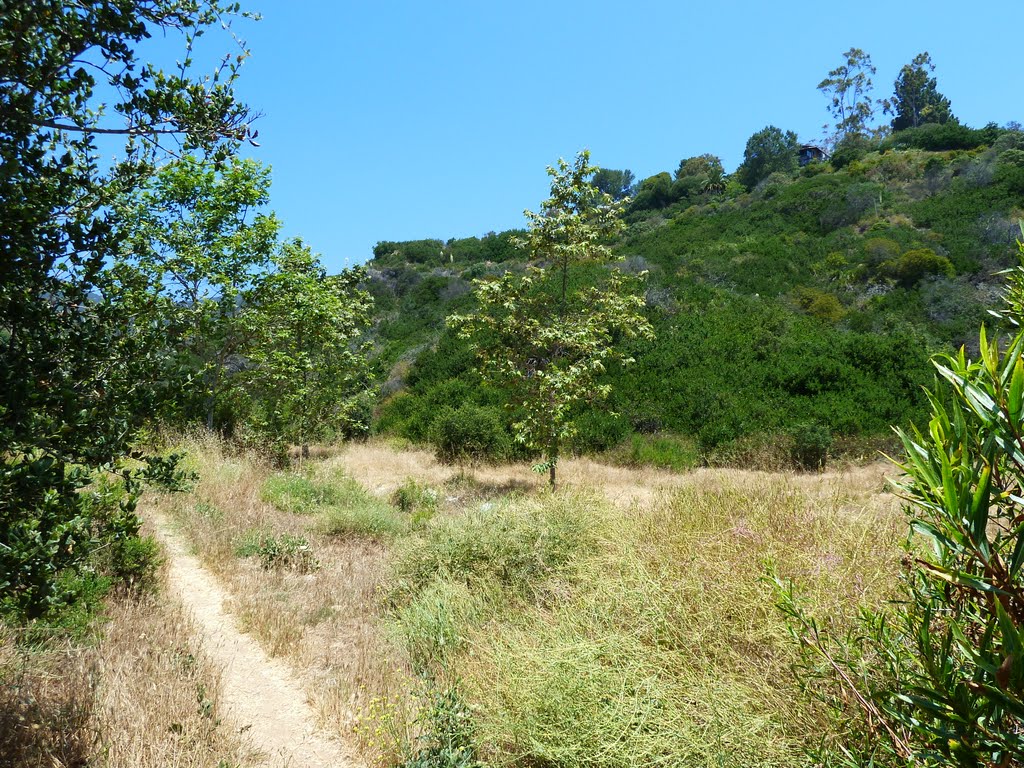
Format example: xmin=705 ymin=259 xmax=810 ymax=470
xmin=0 ymin=0 xmax=261 ymax=625
xmin=776 ymin=229 xmax=1024 ymax=767
xmin=0 ymin=1 xmax=375 ymax=627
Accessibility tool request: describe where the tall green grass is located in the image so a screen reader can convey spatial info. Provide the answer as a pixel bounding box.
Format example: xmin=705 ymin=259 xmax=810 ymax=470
xmin=388 ymin=493 xmax=601 ymax=675
xmin=386 ymin=477 xmax=903 ymax=767
xmin=262 ymin=471 xmax=408 ymax=539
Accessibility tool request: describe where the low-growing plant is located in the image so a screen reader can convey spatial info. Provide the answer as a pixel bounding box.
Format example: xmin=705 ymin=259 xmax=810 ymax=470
xmin=392 ymin=478 xmax=440 ymax=526
xmin=389 ymin=495 xmax=595 ymax=606
xmin=318 ymin=479 xmax=409 ymax=540
xmin=400 ymin=685 xmax=480 ymax=768
xmin=262 ymin=472 xmax=344 ymax=514
xmin=235 ymin=531 xmax=319 ymax=573
xmin=610 ymin=432 xmax=700 ymax=471
xmin=392 ymin=580 xmax=487 ymax=674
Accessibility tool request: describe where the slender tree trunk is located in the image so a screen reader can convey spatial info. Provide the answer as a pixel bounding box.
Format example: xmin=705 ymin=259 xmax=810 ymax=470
xmin=205 ymin=365 xmax=218 ymax=431
xmin=547 ymin=425 xmax=558 ymax=490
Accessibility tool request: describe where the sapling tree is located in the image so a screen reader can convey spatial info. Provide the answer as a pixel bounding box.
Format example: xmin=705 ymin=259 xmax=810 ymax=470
xmin=450 ymin=151 xmax=653 ymax=488
xmin=240 ymin=240 xmax=373 ymax=458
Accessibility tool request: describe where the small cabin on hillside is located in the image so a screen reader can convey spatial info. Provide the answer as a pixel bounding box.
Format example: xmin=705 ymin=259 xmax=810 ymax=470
xmin=798 ymin=144 xmax=829 ymax=166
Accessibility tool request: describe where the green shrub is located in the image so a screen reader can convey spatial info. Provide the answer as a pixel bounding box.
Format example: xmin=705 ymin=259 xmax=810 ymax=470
xmin=262 ymin=473 xmax=346 ymax=514
xmin=882 ymin=121 xmax=996 ymax=151
xmin=105 ymin=534 xmax=162 ymax=594
xmin=429 ymin=405 xmax=511 ymax=465
xmin=375 ymin=391 xmax=435 ymax=442
xmin=569 ymin=410 xmax=631 ymax=453
xmin=791 ymin=287 xmax=845 ymax=323
xmin=389 ymin=495 xmax=595 ymax=605
xmin=392 ymin=478 xmax=440 ymax=526
xmin=614 ymin=433 xmax=700 ymax=471
xmin=830 ymin=134 xmax=873 ymax=169
xmin=789 ymin=422 xmax=832 ymax=471
xmin=236 ymin=531 xmax=319 ymax=573
xmin=998 ymin=148 xmax=1024 ymax=168
xmin=880 ymin=247 xmax=955 ymax=287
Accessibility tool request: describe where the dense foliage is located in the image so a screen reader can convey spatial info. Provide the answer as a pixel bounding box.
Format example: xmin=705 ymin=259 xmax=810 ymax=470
xmin=0 ymin=0 xmax=260 ymax=624
xmin=0 ymin=1 xmax=374 ymax=626
xmin=367 ymin=119 xmax=1024 ymax=466
xmin=239 ymin=241 xmax=373 ymax=455
xmin=778 ymin=231 xmax=1024 ymax=767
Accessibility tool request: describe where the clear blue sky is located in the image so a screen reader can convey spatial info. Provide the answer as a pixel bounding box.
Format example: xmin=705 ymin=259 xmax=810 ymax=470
xmin=192 ymin=0 xmax=1021 ymax=271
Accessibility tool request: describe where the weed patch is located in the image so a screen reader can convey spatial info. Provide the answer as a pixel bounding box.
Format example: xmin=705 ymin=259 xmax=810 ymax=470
xmin=262 ymin=472 xmax=346 ymax=514
xmin=235 ymin=530 xmax=319 ymax=573
xmin=389 ymin=493 xmax=598 ymax=606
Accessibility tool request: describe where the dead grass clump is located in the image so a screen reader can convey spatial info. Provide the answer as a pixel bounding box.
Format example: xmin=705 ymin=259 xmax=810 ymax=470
xmin=88 ymin=597 xmax=253 ymax=767
xmin=0 ymin=595 xmax=253 ymax=768
xmin=0 ymin=632 xmax=96 ymax=767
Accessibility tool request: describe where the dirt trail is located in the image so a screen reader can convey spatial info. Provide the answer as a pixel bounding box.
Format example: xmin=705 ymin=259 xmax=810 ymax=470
xmin=151 ymin=511 xmax=360 ymax=768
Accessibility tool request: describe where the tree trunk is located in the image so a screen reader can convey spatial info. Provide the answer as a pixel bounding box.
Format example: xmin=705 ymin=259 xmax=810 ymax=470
xmin=547 ymin=434 xmax=558 ymax=490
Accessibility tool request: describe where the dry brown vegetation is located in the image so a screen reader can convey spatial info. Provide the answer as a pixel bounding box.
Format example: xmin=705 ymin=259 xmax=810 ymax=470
xmin=145 ymin=435 xmax=904 ymax=767
xmin=0 ymin=579 xmax=255 ymax=767
xmin=148 ymin=434 xmax=413 ymax=749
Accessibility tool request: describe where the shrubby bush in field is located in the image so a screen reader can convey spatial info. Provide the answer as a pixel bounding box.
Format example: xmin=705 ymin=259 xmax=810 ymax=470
xmin=430 ymin=405 xmax=511 ymax=465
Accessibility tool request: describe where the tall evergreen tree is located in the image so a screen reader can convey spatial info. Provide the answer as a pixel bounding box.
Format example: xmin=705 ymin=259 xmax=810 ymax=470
xmin=888 ymin=52 xmax=954 ymax=131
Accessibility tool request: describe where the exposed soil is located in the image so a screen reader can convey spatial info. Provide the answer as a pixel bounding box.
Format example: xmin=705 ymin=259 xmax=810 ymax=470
xmin=151 ymin=511 xmax=361 ymax=768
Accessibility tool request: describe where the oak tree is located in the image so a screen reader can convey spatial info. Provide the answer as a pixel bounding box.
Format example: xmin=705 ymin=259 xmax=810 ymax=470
xmin=0 ymin=0 xmax=258 ymax=621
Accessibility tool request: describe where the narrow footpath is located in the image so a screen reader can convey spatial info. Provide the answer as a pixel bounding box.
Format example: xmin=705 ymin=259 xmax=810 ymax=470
xmin=151 ymin=511 xmax=359 ymax=768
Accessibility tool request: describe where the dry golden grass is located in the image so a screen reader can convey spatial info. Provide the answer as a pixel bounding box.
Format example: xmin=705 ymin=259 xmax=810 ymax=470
xmin=0 ymin=589 xmax=255 ymax=768
xmin=136 ymin=434 xmax=905 ymax=767
xmin=150 ymin=433 xmax=413 ymax=747
xmin=330 ymin=438 xmax=899 ymax=514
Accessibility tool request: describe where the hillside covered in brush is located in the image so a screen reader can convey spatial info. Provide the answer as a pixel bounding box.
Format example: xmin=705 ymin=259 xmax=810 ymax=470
xmin=365 ymin=121 xmax=1024 ymax=465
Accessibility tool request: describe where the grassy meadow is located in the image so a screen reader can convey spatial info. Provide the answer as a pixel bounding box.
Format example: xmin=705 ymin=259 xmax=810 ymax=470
xmin=3 ymin=434 xmax=908 ymax=767
xmin=100 ymin=435 xmax=904 ymax=766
